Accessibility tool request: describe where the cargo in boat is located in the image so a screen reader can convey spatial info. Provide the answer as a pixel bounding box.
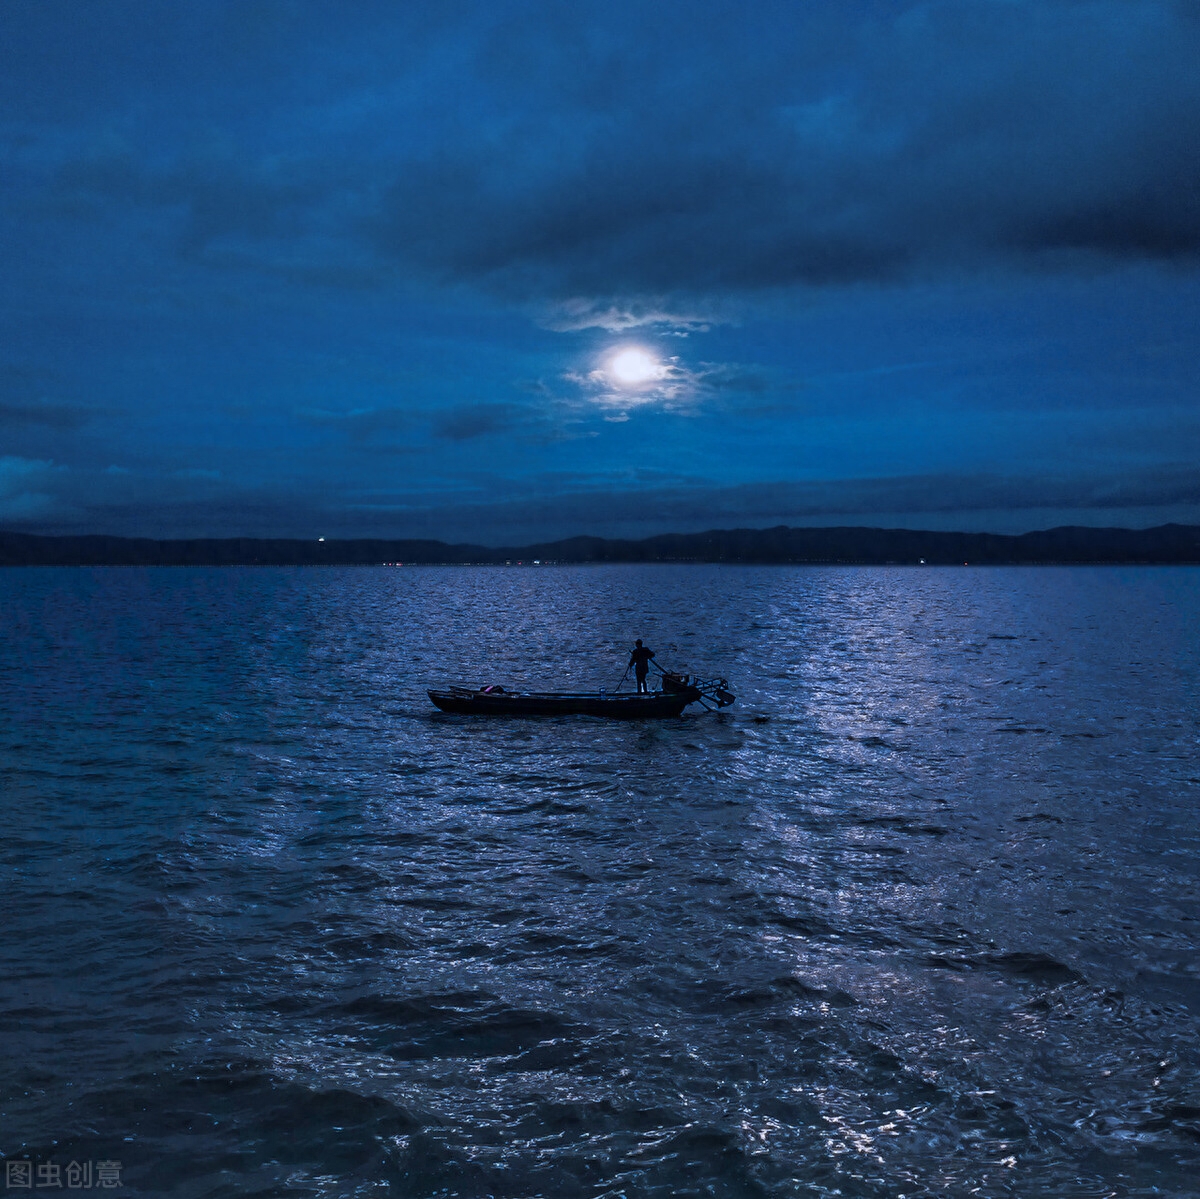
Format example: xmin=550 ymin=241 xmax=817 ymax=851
xmin=427 ymin=685 xmax=697 ymax=718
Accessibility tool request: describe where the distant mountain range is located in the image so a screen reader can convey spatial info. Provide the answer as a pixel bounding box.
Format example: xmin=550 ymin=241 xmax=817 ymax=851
xmin=3 ymin=524 xmax=1200 ymax=566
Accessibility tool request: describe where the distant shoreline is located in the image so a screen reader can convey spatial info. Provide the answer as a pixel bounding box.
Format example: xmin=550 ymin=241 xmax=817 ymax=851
xmin=3 ymin=524 xmax=1200 ymax=566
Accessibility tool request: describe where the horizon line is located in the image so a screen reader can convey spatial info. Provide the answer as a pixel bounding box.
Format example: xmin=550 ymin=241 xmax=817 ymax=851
xmin=3 ymin=522 xmax=1200 ymax=568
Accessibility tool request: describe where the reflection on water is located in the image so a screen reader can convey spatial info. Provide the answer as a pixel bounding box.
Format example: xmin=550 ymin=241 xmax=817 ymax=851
xmin=2 ymin=564 xmax=1199 ymax=1196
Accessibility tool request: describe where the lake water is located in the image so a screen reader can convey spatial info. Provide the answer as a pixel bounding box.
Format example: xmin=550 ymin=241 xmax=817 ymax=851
xmin=2 ymin=564 xmax=1199 ymax=1197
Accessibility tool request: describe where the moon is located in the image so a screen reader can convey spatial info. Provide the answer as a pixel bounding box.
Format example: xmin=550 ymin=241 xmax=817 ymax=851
xmin=607 ymin=347 xmax=662 ymax=387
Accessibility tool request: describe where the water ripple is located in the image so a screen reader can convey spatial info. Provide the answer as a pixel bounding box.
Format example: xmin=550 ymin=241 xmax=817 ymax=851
xmin=2 ymin=564 xmax=1199 ymax=1196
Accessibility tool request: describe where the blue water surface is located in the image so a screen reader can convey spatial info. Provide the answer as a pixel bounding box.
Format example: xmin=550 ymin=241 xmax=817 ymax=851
xmin=2 ymin=564 xmax=1199 ymax=1197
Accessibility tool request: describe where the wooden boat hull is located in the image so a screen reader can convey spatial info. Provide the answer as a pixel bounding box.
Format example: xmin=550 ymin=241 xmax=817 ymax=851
xmin=428 ymin=688 xmax=697 ymax=718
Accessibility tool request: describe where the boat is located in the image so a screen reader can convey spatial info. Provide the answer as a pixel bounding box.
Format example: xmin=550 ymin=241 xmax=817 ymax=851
xmin=428 ymin=686 xmax=695 ymax=718
xmin=428 ymin=671 xmax=735 ymax=719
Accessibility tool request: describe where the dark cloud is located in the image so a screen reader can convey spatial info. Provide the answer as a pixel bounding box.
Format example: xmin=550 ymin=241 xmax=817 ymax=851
xmin=8 ymin=455 xmax=1199 ymax=542
xmin=294 ymin=406 xmax=413 ymax=441
xmin=52 ymin=141 xmax=361 ymax=270
xmin=0 ymin=365 xmax=93 ymax=428
xmin=692 ymin=365 xmax=772 ymax=395
xmin=431 ymin=402 xmax=535 ymax=441
xmin=0 ymin=401 xmax=91 ymax=429
xmin=284 ymin=398 xmax=561 ymax=463
xmin=366 ymin=0 xmax=1200 ymax=311
xmin=23 ymin=1 xmax=1200 ymax=315
xmin=352 ymin=464 xmax=1200 ymax=543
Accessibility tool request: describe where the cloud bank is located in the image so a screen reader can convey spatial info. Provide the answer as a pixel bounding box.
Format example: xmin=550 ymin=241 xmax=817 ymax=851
xmin=33 ymin=0 xmax=1200 ymax=323
xmin=366 ymin=0 xmax=1200 ymax=315
xmin=5 ymin=456 xmax=1199 ymax=543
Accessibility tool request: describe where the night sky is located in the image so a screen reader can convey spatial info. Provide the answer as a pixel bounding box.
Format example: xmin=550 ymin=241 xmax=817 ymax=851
xmin=3 ymin=1 xmax=1199 ymax=543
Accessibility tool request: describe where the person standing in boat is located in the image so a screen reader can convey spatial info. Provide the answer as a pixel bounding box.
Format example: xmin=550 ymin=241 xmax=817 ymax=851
xmin=628 ymin=639 xmax=656 ymax=693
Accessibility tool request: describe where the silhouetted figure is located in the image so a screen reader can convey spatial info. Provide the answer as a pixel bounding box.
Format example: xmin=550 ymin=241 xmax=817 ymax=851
xmin=628 ymin=639 xmax=655 ymax=693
